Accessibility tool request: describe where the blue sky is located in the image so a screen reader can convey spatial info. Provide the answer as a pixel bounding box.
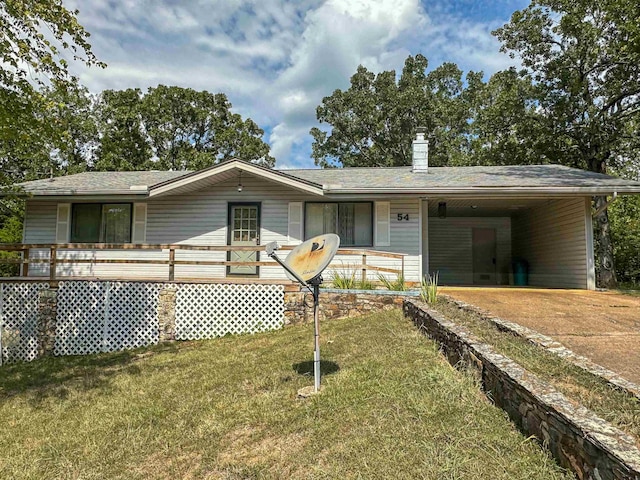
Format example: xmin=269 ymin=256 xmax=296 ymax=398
xmin=67 ymin=0 xmax=528 ymax=169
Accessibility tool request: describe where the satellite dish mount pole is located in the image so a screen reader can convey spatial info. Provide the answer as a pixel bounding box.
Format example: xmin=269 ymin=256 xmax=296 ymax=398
xmin=308 ymin=275 xmax=322 ymax=393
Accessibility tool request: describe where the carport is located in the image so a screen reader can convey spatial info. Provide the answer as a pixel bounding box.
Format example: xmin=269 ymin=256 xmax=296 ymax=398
xmin=422 ymin=196 xmax=595 ymax=289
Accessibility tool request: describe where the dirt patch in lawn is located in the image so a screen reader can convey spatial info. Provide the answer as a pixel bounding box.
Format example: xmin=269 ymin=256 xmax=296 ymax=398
xmin=442 ymin=288 xmax=640 ymax=384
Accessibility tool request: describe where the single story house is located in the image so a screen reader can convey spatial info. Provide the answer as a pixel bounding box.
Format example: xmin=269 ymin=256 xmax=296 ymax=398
xmin=10 ymin=131 xmax=640 ymax=289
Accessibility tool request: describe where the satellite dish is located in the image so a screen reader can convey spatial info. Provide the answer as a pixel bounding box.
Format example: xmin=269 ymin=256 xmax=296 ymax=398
xmin=265 ymin=233 xmax=341 ymax=395
xmin=284 ymin=234 xmax=340 ymax=283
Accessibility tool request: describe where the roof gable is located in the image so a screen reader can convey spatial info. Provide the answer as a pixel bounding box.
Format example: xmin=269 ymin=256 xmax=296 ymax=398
xmin=148 ymin=159 xmax=324 ymax=197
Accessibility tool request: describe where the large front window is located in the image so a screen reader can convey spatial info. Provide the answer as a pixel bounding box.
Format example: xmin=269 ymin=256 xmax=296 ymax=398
xmin=305 ymin=202 xmax=372 ymax=246
xmin=70 ymin=203 xmax=132 ymax=243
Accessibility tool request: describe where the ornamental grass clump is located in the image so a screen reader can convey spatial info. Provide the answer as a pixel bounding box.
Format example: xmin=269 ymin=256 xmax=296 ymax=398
xmin=421 ymin=272 xmax=439 ymax=304
xmin=330 ymin=268 xmax=357 ymax=289
xmin=378 ymin=273 xmax=407 ymax=291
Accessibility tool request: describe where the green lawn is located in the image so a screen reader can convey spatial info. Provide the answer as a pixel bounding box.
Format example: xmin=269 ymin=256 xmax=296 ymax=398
xmin=0 ymin=310 xmax=571 ymax=479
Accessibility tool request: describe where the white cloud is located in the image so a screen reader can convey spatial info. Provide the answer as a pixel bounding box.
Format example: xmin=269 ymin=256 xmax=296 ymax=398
xmin=267 ymin=0 xmax=427 ymax=162
xmin=65 ymin=0 xmax=519 ymax=168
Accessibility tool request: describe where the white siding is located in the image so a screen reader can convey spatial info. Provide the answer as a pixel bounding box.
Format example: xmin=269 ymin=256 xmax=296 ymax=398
xmin=21 ymin=174 xmax=421 ymax=282
xmin=23 ymin=202 xmax=57 ymax=276
xmin=428 ymin=217 xmax=512 ymax=285
xmin=512 ymin=198 xmax=588 ymax=289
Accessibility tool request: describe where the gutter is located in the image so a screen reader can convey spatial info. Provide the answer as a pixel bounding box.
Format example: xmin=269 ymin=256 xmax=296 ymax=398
xmin=592 ymin=191 xmax=618 ymax=218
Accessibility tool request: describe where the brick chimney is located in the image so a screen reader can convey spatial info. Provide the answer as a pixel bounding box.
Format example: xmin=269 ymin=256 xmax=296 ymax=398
xmin=412 ymin=127 xmax=429 ymax=172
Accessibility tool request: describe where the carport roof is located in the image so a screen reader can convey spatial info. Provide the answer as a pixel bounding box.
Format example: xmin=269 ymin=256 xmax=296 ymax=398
xmin=286 ymin=164 xmax=640 ymax=194
xmin=11 ymin=159 xmax=640 ymax=197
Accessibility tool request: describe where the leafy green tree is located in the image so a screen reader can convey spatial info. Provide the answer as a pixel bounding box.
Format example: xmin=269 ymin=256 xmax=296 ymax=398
xmin=44 ymin=82 xmax=96 ymax=175
xmin=310 ymin=55 xmax=476 ymax=167
xmin=0 ymin=200 xmax=23 ymax=276
xmin=94 ymin=89 xmax=151 ymax=171
xmin=142 ymin=85 xmax=274 ymax=170
xmin=466 ymin=68 xmax=546 ymax=166
xmin=609 ymin=194 xmax=640 ymax=286
xmin=1 ymin=0 xmax=104 ymax=147
xmin=94 ymin=86 xmax=274 ymax=171
xmin=494 ymin=0 xmax=640 ymax=288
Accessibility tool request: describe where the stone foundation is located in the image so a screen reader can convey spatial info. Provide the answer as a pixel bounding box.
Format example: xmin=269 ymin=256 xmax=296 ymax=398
xmin=403 ymin=299 xmax=640 ymax=480
xmin=157 ymin=287 xmax=176 ymax=342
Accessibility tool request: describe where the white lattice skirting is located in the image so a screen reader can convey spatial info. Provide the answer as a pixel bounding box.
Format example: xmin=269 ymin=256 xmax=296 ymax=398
xmin=175 ymin=284 xmax=284 ymax=340
xmin=0 ymin=282 xmax=49 ymax=364
xmin=55 ymin=281 xmax=167 ymax=356
xmin=1 ymin=281 xmax=286 ymax=362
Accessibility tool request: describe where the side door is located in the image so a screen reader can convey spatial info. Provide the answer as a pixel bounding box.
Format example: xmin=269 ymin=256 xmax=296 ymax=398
xmin=472 ymin=227 xmax=497 ymax=284
xmin=227 ymin=203 xmax=261 ymax=276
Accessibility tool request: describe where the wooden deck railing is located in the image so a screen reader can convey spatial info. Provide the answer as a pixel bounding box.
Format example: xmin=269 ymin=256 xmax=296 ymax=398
xmin=0 ymin=243 xmax=406 ymax=283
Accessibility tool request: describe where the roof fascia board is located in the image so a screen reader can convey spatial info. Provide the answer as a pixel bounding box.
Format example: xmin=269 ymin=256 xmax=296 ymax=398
xmin=148 ymin=160 xmax=324 ymax=197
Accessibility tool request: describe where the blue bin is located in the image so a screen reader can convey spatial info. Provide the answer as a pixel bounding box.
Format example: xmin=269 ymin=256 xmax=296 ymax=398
xmin=513 ymin=259 xmax=529 ymax=286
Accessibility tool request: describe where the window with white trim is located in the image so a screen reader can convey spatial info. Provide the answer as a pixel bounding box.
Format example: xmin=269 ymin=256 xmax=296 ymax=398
xmin=70 ymin=203 xmax=132 ymax=243
xmin=305 ymin=202 xmax=373 ymax=246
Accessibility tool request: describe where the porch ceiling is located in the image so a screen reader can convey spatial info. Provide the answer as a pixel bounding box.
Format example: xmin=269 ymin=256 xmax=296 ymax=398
xmin=427 ymin=198 xmax=551 ymax=217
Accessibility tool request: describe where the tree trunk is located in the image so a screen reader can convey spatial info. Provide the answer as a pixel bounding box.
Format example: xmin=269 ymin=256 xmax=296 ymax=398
xmin=593 ymin=195 xmax=618 ymax=289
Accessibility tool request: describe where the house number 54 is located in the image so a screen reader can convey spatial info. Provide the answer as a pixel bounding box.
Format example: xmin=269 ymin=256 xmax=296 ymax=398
xmin=397 ymin=213 xmax=409 ymax=221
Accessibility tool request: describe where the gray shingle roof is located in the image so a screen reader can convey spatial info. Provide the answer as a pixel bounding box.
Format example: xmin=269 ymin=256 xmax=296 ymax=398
xmin=17 ymin=171 xmax=189 ymax=195
xmin=285 ymin=165 xmax=640 ymax=190
xmin=13 ymin=163 xmax=640 ymax=196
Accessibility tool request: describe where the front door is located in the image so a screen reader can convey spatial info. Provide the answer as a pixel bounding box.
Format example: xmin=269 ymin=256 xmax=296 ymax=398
xmin=228 ymin=203 xmax=260 ymax=276
xmin=472 ymin=228 xmax=497 ymax=285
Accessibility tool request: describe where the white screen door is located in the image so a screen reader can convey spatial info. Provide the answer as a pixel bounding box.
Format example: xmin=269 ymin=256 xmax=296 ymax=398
xmin=228 ymin=204 xmax=260 ymax=275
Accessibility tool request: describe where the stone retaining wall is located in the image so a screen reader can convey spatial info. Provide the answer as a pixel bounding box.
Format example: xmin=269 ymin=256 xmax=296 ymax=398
xmin=284 ymin=289 xmax=411 ymax=324
xmin=403 ymin=299 xmax=640 ymax=480
xmin=442 ymin=294 xmax=640 ymax=401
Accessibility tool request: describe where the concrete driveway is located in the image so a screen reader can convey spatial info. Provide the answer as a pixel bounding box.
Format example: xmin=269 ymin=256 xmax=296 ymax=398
xmin=441 ymin=288 xmax=640 ymax=385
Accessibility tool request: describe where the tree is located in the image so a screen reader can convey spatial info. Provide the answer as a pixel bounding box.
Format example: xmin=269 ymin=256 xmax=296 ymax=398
xmin=310 ymin=55 xmax=476 ymax=168
xmin=94 ymin=89 xmax=151 ymax=171
xmin=142 ymin=86 xmax=273 ymax=170
xmin=44 ymin=82 xmax=97 ymax=175
xmin=94 ymin=86 xmax=275 ymax=171
xmin=466 ymin=68 xmax=547 ymax=166
xmin=494 ymin=0 xmax=640 ymax=288
xmin=1 ymin=0 xmax=104 ymax=146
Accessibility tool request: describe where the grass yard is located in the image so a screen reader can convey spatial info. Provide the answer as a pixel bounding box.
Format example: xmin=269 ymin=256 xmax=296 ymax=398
xmin=434 ymin=298 xmax=640 ymax=444
xmin=0 ymin=310 xmax=571 ymax=479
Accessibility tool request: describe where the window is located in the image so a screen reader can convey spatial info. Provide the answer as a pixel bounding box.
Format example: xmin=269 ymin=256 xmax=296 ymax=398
xmin=305 ymin=202 xmax=372 ymax=246
xmin=70 ymin=203 xmax=132 ymax=243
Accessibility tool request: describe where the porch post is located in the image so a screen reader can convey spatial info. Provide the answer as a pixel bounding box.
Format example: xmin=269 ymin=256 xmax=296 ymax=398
xmin=420 ymin=199 xmax=429 ymax=279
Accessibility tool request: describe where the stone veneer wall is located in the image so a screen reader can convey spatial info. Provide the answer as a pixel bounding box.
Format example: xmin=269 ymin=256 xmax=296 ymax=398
xmin=403 ymin=299 xmax=640 ymax=480
xmin=283 ymin=289 xmax=411 ymax=324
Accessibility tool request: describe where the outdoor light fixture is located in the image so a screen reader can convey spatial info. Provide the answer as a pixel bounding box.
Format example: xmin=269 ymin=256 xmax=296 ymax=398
xmin=237 ymin=171 xmax=243 ymax=192
xmin=438 ymin=202 xmax=447 ymax=219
